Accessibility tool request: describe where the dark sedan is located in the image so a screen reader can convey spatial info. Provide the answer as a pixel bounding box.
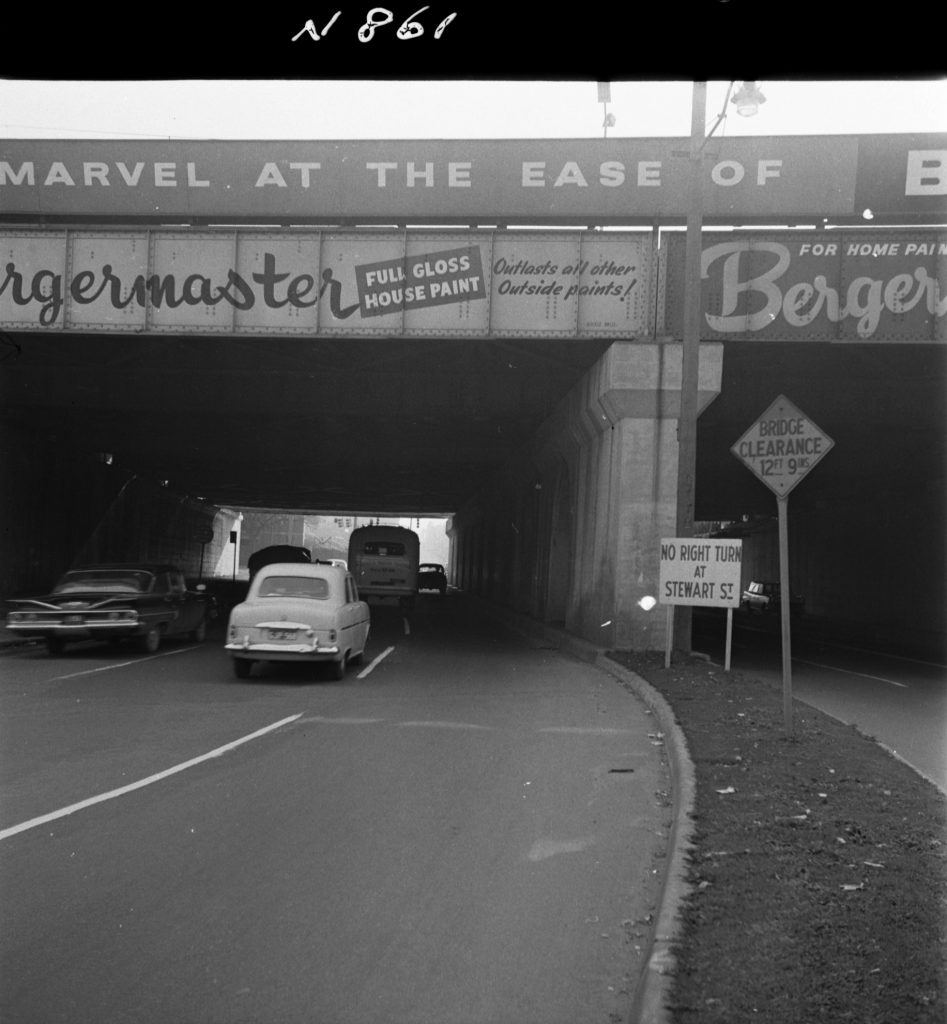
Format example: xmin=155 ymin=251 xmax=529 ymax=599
xmin=740 ymin=579 xmax=805 ymax=616
xmin=5 ymin=564 xmax=212 ymax=655
xmin=417 ymin=563 xmax=448 ymax=595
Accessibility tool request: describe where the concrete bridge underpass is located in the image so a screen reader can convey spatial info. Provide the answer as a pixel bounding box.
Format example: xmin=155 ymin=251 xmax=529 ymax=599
xmin=1 ymin=133 xmax=944 ymax=655
xmin=1 ymin=329 xmax=943 ymax=658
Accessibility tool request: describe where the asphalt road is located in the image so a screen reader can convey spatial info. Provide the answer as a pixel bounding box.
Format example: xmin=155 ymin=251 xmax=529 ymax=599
xmin=693 ymin=611 xmax=947 ymax=793
xmin=0 ymin=597 xmax=670 ymax=1024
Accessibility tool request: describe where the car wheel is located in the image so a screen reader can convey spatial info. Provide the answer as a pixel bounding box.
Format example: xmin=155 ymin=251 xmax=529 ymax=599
xmin=331 ymin=652 xmax=347 ymax=680
xmin=190 ymin=619 xmax=207 ymax=643
xmin=350 ymin=648 xmax=364 ymax=666
xmin=233 ymin=658 xmax=252 ymax=679
xmin=139 ymin=626 xmax=161 ymax=654
xmin=45 ymin=637 xmax=66 ymax=656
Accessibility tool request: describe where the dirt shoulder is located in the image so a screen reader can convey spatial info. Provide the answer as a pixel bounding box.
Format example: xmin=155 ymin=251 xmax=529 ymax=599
xmin=608 ymin=650 xmax=946 ymax=1024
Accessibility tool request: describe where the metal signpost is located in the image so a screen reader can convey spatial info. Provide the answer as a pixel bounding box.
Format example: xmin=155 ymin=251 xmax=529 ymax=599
xmin=731 ymin=395 xmax=834 ymax=734
xmin=659 ymin=537 xmax=743 ymax=670
xmin=195 ymin=524 xmax=214 ymax=583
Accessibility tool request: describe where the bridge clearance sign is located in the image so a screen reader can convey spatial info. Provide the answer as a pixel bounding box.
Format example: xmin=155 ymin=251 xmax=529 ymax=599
xmin=659 ymin=537 xmax=743 ymax=671
xmin=731 ymin=395 xmax=834 ymax=498
xmin=731 ymin=395 xmax=835 ymax=734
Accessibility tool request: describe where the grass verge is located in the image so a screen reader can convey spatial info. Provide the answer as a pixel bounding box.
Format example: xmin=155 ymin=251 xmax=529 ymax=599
xmin=608 ymin=649 xmax=946 ymax=1024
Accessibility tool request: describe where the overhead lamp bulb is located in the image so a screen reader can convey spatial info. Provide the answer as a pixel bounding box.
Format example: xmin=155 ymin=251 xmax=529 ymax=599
xmin=731 ymin=81 xmax=767 ymax=117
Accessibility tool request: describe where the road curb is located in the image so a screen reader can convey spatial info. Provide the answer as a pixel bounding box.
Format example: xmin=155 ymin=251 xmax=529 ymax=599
xmin=464 ymin=597 xmax=696 ymax=1024
xmin=598 ymin=654 xmax=696 ymax=1024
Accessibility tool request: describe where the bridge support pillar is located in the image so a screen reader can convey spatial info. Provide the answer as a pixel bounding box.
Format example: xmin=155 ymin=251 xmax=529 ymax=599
xmin=563 ymin=341 xmax=723 ymax=650
xmin=450 ymin=340 xmax=723 ymax=651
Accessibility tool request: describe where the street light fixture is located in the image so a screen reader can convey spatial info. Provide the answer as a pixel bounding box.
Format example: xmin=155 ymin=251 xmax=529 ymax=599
xmin=731 ymin=80 xmax=767 ymax=117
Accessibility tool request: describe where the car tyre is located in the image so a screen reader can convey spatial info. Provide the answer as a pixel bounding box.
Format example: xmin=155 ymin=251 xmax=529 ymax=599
xmin=331 ymin=652 xmax=347 ymax=680
xmin=190 ymin=619 xmax=207 ymax=643
xmin=233 ymin=658 xmax=252 ymax=679
xmin=139 ymin=626 xmax=161 ymax=654
xmin=45 ymin=637 xmax=66 ymax=656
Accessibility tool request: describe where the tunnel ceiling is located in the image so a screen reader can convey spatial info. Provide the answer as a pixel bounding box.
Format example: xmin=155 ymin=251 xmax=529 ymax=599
xmin=1 ymin=332 xmax=943 ymax=521
xmin=0 ymin=332 xmax=612 ymax=514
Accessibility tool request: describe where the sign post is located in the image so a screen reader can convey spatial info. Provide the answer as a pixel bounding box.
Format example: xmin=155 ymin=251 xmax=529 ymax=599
xmin=195 ymin=524 xmax=214 ymax=583
xmin=731 ymin=395 xmax=834 ymax=734
xmin=659 ymin=537 xmax=743 ymax=669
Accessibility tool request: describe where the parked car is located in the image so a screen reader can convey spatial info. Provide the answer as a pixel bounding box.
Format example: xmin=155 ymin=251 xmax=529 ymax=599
xmin=4 ymin=564 xmax=212 ymax=655
xmin=225 ymin=561 xmax=370 ymax=680
xmin=246 ymin=545 xmax=311 ymax=579
xmin=740 ymin=580 xmax=805 ymax=616
xmin=417 ymin=563 xmax=448 ymax=595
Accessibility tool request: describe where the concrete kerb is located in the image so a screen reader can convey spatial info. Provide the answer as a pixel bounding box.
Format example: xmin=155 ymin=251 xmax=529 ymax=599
xmin=466 ymin=596 xmax=696 ymax=1024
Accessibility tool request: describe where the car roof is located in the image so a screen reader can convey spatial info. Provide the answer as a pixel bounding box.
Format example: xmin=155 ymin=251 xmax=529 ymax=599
xmin=68 ymin=564 xmax=175 ymax=573
xmin=255 ymin=562 xmax=346 ymax=577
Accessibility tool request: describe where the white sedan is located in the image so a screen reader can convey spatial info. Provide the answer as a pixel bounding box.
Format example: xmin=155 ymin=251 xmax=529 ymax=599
xmin=225 ymin=562 xmax=370 ymax=679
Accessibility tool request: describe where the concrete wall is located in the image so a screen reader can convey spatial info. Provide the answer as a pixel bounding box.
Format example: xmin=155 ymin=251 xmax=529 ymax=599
xmin=448 ymin=341 xmax=724 ymax=651
xmin=0 ymin=424 xmax=235 ymax=599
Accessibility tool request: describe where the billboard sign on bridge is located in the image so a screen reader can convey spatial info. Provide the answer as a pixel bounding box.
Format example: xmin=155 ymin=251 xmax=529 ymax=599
xmin=1 ymin=134 xmax=943 ymax=223
xmin=3 ymin=226 xmax=944 ymax=341
xmin=0 ymin=229 xmax=656 ymax=338
xmin=664 ymin=229 xmax=947 ymax=342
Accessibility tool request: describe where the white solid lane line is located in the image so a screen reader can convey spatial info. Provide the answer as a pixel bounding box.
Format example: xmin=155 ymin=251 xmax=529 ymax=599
xmin=50 ymin=645 xmax=195 ymax=681
xmin=357 ymin=645 xmax=395 ymax=678
xmin=794 ymin=658 xmax=908 ymax=688
xmin=0 ymin=714 xmax=302 ymax=842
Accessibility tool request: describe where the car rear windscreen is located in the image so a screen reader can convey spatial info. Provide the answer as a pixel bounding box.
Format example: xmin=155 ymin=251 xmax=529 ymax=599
xmin=258 ymin=576 xmax=329 ymax=600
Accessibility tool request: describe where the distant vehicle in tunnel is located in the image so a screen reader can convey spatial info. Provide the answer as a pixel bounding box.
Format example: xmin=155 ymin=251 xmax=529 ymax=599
xmin=246 ymin=545 xmax=311 ymax=579
xmin=4 ymin=564 xmax=211 ymax=655
xmin=347 ymin=526 xmax=420 ymax=609
xmin=417 ymin=563 xmax=448 ymax=595
xmin=741 ymin=580 xmax=805 ymax=617
xmin=225 ymin=562 xmax=370 ymax=679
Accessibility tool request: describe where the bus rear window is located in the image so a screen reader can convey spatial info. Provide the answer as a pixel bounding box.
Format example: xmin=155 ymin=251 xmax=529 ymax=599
xmin=363 ymin=543 xmax=405 ymax=556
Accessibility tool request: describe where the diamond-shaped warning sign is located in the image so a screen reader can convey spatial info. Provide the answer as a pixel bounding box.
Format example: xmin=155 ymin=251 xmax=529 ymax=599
xmin=731 ymin=395 xmax=834 ymax=498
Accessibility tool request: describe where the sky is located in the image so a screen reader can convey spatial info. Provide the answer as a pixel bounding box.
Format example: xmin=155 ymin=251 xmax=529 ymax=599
xmin=0 ymin=79 xmax=945 ymax=141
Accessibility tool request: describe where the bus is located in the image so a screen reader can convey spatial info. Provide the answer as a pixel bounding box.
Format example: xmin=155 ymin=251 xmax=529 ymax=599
xmin=347 ymin=525 xmax=420 ymax=607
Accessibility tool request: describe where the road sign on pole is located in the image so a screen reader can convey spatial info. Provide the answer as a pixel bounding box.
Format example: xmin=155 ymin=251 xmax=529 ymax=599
xmin=730 ymin=394 xmax=834 ymax=498
xmin=659 ymin=537 xmax=743 ymax=670
xmin=731 ymin=395 xmax=834 ymax=735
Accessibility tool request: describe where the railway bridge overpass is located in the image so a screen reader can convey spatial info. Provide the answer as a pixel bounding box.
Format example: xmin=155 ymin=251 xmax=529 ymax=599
xmin=1 ymin=134 xmax=944 ymax=655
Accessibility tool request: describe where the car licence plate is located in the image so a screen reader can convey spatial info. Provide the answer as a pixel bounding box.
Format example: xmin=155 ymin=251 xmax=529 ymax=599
xmin=63 ymin=615 xmax=84 ymax=624
xmin=268 ymin=628 xmax=297 ymax=641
